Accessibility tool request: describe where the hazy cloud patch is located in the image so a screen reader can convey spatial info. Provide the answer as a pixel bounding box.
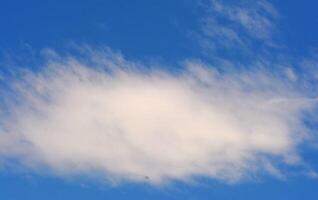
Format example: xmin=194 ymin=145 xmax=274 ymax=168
xmin=0 ymin=48 xmax=316 ymax=184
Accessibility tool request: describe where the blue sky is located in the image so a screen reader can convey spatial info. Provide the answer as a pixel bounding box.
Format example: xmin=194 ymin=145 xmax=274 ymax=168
xmin=1 ymin=0 xmax=318 ymax=199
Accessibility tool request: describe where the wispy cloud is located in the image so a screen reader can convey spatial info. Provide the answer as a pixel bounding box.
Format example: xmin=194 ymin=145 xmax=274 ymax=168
xmin=0 ymin=47 xmax=316 ymax=184
xmin=210 ymin=0 xmax=278 ymax=39
xmin=200 ymin=0 xmax=279 ymax=57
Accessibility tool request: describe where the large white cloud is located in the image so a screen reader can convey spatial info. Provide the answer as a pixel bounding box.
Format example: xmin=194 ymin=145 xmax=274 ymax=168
xmin=0 ymin=49 xmax=315 ymax=184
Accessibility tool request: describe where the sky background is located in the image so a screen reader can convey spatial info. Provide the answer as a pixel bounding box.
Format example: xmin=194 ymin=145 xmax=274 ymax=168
xmin=1 ymin=0 xmax=318 ymax=199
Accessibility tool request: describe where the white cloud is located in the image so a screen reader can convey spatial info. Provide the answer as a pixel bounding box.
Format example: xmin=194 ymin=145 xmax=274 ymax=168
xmin=0 ymin=49 xmax=316 ymax=185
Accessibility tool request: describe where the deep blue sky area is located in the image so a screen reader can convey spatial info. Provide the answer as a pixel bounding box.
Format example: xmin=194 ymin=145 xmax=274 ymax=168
xmin=1 ymin=172 xmax=318 ymax=200
xmin=0 ymin=0 xmax=202 ymax=62
xmin=1 ymin=0 xmax=318 ymax=199
xmin=1 ymin=0 xmax=317 ymax=61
